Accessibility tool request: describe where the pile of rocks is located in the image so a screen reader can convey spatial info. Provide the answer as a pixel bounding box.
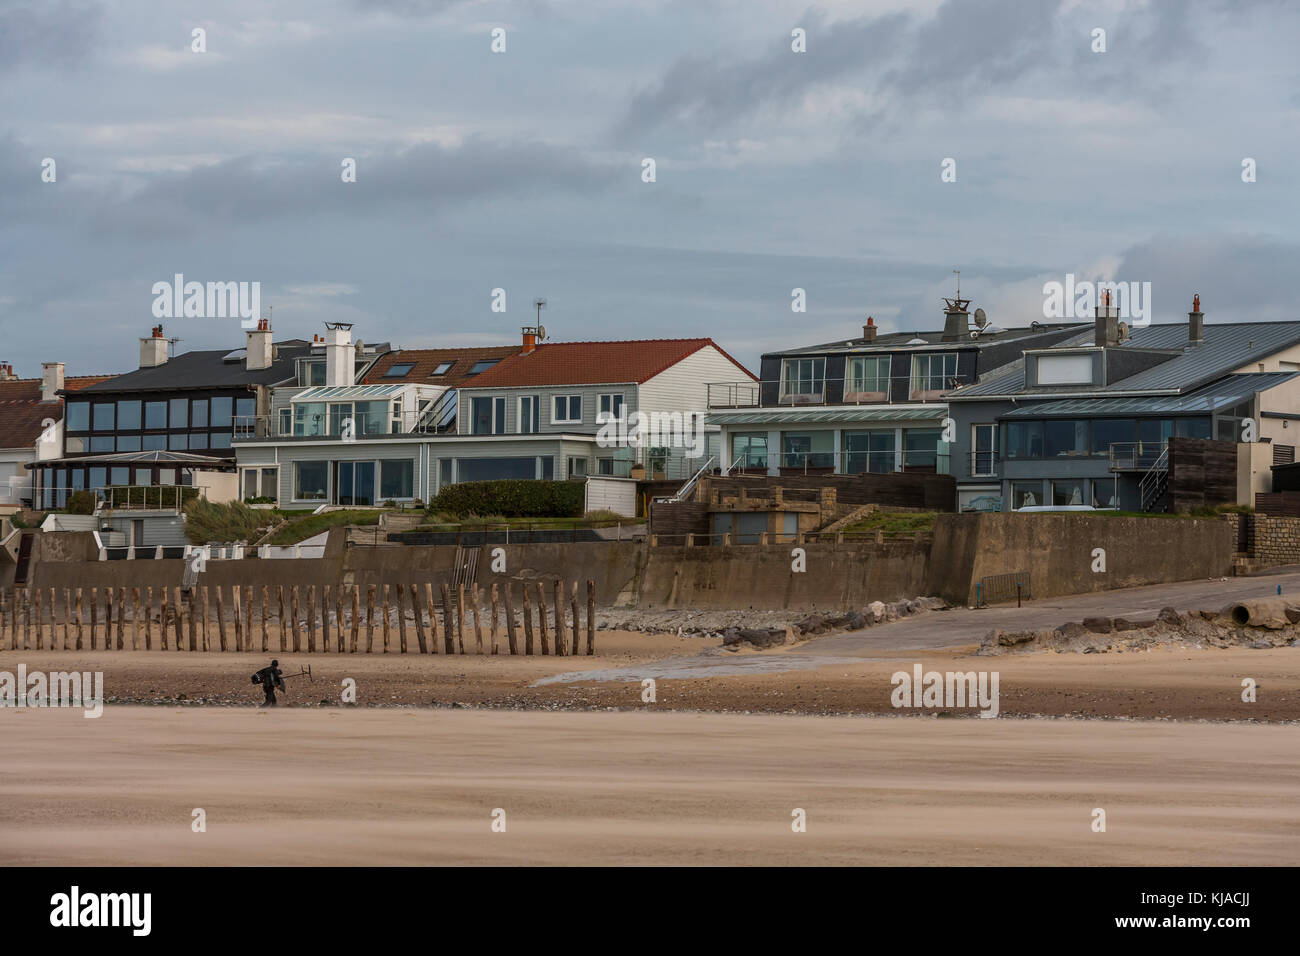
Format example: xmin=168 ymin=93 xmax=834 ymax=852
xmin=977 ymin=605 xmax=1300 ymax=656
xmin=716 ymin=596 xmax=950 ymax=652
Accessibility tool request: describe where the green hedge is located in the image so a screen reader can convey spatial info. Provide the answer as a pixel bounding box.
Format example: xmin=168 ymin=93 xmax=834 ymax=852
xmin=429 ymin=480 xmax=583 ymax=518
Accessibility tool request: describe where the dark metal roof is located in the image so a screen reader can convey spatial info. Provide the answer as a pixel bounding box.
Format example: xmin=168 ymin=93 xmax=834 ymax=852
xmin=769 ymin=323 xmax=1089 ymax=357
xmin=950 ymin=321 xmax=1300 ymax=399
xmin=77 ymin=340 xmax=313 ymax=394
xmin=998 ymin=372 xmax=1299 ymax=418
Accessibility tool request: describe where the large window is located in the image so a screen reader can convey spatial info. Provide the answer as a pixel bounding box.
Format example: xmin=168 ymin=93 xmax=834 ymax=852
xmin=191 ymin=399 xmax=208 ymax=428
xmin=517 ymin=395 xmax=540 ymax=434
xmin=1005 ymin=422 xmax=1044 ymax=459
xmin=971 ymin=423 xmax=998 ymax=476
xmin=1090 ymin=419 xmax=1136 ymax=454
xmin=294 ymin=461 xmax=329 ymax=500
xmin=92 ymin=403 xmax=115 ymax=431
xmin=66 ymin=401 xmax=89 ymax=431
xmin=903 ymin=428 xmax=945 ymax=472
xmin=1092 ymin=479 xmax=1119 ymax=509
xmin=1052 ymin=480 xmax=1086 ymax=507
xmin=211 ymin=396 xmax=233 ymax=427
xmin=731 ymin=433 xmax=769 ymax=469
xmin=471 ymin=397 xmax=505 ymax=435
xmin=781 ymin=431 xmax=834 ymax=469
xmin=779 ymin=358 xmax=825 ymax=402
xmin=457 ymin=457 xmax=538 ymax=482
xmin=169 ymin=398 xmax=188 ymax=428
xmin=553 ymin=395 xmax=582 ymax=424
xmin=1044 ymin=420 xmax=1089 ymax=457
xmin=145 ymin=401 xmax=167 ymax=429
xmin=294 ymin=402 xmax=327 ymax=436
xmin=598 ymin=393 xmax=625 ymax=421
xmin=1012 ymin=480 xmax=1044 ymax=510
xmin=117 ymin=400 xmax=141 ymax=430
xmin=1174 ymin=418 xmax=1211 ymax=439
xmin=379 ymin=459 xmax=415 ymax=499
xmin=843 ymin=430 xmax=895 ymax=474
xmin=910 ymin=353 xmax=958 ymax=392
xmin=845 ymin=356 xmax=890 ymax=394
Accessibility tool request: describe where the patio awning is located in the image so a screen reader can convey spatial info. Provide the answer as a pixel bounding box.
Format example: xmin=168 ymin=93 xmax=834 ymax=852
xmin=293 ymin=384 xmax=407 ymax=402
xmin=708 ymin=406 xmax=947 ymax=427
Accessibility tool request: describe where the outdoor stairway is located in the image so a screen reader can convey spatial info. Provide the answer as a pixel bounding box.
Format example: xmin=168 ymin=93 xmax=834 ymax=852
xmin=1140 ymin=446 xmax=1170 ymax=513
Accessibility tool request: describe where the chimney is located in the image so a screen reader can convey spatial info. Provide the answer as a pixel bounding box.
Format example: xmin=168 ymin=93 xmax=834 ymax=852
xmin=324 ymin=322 xmax=355 ymax=387
xmin=245 ymin=317 xmax=273 ymax=371
xmin=140 ymin=324 xmax=169 ymax=368
xmin=862 ymin=316 xmax=877 ymax=344
xmin=1094 ymin=289 xmax=1119 ymax=347
xmin=40 ymin=362 xmax=64 ymax=402
xmin=1188 ymin=293 xmax=1204 ymax=345
xmin=941 ymin=298 xmax=969 ymax=342
xmin=0 ymin=362 xmax=17 ymax=382
xmin=522 ymin=326 xmax=538 ymax=355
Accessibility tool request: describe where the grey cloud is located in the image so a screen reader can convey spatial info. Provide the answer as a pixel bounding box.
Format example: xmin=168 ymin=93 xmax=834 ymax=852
xmin=0 ymin=0 xmax=104 ymax=72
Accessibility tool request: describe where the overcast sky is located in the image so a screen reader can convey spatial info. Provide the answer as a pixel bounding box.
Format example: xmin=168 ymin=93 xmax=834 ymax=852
xmin=1 ymin=0 xmax=1296 ymax=378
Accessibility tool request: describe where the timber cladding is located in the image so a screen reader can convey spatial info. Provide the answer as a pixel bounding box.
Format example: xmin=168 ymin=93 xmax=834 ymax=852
xmin=1167 ymin=437 xmax=1238 ymax=512
xmin=700 ymin=473 xmax=956 ymax=511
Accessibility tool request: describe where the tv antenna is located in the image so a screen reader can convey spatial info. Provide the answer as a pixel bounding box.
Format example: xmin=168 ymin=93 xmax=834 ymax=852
xmin=534 ymin=298 xmax=546 ymax=324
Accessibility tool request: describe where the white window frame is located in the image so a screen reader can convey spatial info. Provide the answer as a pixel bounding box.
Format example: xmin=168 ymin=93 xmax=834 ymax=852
xmin=517 ymin=395 xmax=539 ymax=434
xmin=845 ymin=356 xmax=890 ymax=393
xmin=597 ymin=392 xmax=625 ymax=422
xmin=779 ymin=357 xmax=825 ymax=400
xmin=971 ymin=423 xmax=998 ymax=477
xmin=911 ymin=353 xmax=958 ymax=392
xmin=553 ymin=394 xmax=582 ymax=425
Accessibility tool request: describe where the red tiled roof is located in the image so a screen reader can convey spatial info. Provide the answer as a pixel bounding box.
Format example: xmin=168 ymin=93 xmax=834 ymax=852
xmin=361 ymin=346 xmax=520 ymax=386
xmin=462 ymin=338 xmax=756 ymax=388
xmin=0 ymin=375 xmax=112 ymax=449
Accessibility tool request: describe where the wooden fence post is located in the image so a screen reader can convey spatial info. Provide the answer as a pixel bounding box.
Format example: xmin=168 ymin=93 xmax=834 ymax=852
xmin=172 ymin=587 xmax=185 ymax=652
xmin=75 ymin=588 xmax=85 ymax=651
xmin=350 ymin=586 xmax=360 ymax=653
xmin=439 ymin=583 xmax=455 ymax=654
xmin=143 ymin=586 xmax=153 ymax=651
xmin=395 ymin=583 xmax=408 ymax=654
xmin=200 ymin=586 xmax=210 ymax=651
xmin=89 ymin=588 xmax=97 ymax=651
xmin=321 ymin=585 xmax=331 ymax=653
xmin=158 ymin=587 xmax=168 ymax=651
xmin=232 ymin=585 xmax=242 ymax=652
xmin=587 ymin=579 xmax=596 ymax=656
xmin=216 ymin=585 xmax=229 ymax=652
xmin=260 ymin=585 xmax=269 ymax=653
xmin=34 ymin=588 xmax=43 ymax=651
xmin=116 ymin=587 xmax=126 ymax=650
xmin=471 ymin=584 xmax=484 ymax=655
xmin=365 ymin=585 xmax=375 ymax=653
xmin=536 ymin=581 xmax=549 ymax=655
xmin=503 ymin=583 xmax=519 ymax=656
xmin=553 ymin=579 xmax=566 ymax=657
xmin=489 ymin=583 xmax=500 ymax=655
xmin=290 ymin=586 xmax=302 ymax=653
xmin=62 ymin=587 xmax=71 ymax=650
xmin=424 ymin=583 xmax=438 ymax=655
xmin=277 ymin=586 xmax=288 ymax=653
xmin=522 ymin=584 xmax=534 ymax=655
xmin=381 ymin=584 xmax=390 ymax=653
xmin=410 ymin=583 xmax=427 ymax=654
xmin=188 ymin=589 xmax=199 ymax=651
xmin=570 ymin=581 xmax=581 ymax=656
xmin=335 ymin=586 xmax=345 ymax=653
xmin=131 ymin=587 xmax=141 ymax=650
xmin=307 ymin=585 xmax=317 ymax=654
xmin=456 ymin=584 xmax=466 ymax=654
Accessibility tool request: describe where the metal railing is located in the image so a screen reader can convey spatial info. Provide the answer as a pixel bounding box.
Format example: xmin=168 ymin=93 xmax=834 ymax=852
xmin=706 ymin=374 xmax=973 ymax=409
xmin=101 ymin=485 xmax=201 ymax=511
xmin=1109 ymin=441 xmax=1168 ymax=471
xmin=235 ymin=403 xmax=460 ymax=441
xmin=967 ymin=451 xmax=1000 ymax=478
xmin=726 ymin=450 xmax=950 ymax=475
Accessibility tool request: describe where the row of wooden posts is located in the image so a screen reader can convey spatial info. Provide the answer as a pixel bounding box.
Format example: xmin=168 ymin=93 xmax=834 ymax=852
xmin=0 ymin=580 xmax=597 ymax=656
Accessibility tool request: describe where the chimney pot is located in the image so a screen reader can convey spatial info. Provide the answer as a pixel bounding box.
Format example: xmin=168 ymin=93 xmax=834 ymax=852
xmin=1188 ymin=293 xmax=1204 ymax=345
xmin=862 ymin=316 xmax=878 ymax=343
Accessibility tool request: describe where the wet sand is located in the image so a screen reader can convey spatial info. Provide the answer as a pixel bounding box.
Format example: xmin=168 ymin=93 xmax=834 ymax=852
xmin=2 ymin=707 xmax=1298 ymax=866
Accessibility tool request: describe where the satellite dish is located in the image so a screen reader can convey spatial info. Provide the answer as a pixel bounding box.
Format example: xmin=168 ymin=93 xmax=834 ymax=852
xmin=974 ymin=308 xmax=988 ymax=329
xmin=970 ymin=330 xmax=979 ymax=339
xmin=537 ymin=324 xmax=546 ymax=341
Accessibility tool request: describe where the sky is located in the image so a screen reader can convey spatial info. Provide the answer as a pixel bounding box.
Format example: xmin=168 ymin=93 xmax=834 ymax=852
xmin=1 ymin=0 xmax=1297 ymax=378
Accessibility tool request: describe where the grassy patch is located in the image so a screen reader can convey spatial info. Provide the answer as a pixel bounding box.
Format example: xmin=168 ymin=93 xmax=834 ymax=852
xmin=184 ymin=500 xmax=279 ymax=544
xmin=267 ymin=509 xmax=381 ymax=546
xmin=842 ymin=510 xmax=939 ymax=535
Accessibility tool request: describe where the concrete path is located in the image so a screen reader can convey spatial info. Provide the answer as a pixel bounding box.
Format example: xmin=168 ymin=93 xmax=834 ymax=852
xmin=539 ymin=568 xmax=1300 ymax=685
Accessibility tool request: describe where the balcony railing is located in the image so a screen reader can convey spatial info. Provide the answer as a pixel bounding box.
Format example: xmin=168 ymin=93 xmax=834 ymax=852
xmin=1108 ymin=441 xmax=1168 ymax=471
xmin=731 ymin=450 xmax=950 ymax=475
xmin=706 ymin=375 xmax=973 ymax=409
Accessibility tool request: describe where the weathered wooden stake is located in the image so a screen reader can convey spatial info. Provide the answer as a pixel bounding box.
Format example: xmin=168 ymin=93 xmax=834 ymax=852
xmin=172 ymin=587 xmax=184 ymax=652
xmin=277 ymin=585 xmax=288 ymax=652
xmin=116 ymin=587 xmax=126 ymax=650
xmin=439 ymin=583 xmax=455 ymax=654
xmin=489 ymin=583 xmax=500 ymax=655
xmin=365 ymin=585 xmax=376 ymax=653
xmin=424 ymin=583 xmax=438 ymax=655
xmin=553 ymin=579 xmax=566 ymax=657
xmin=395 ymin=583 xmax=408 ymax=653
xmin=131 ymin=587 xmax=141 ymax=650
xmin=410 ymin=583 xmax=428 ymax=653
xmin=34 ymin=587 xmax=43 ymax=650
xmin=381 ymin=584 xmax=391 ymax=653
xmin=144 ymin=586 xmax=153 ymax=651
xmin=521 ymin=584 xmax=534 ymax=655
xmin=471 ymin=584 xmax=484 ymax=654
xmin=350 ymin=586 xmax=360 ymax=653
xmin=232 ymin=585 xmax=242 ymax=652
xmin=570 ymin=580 xmax=581 ymax=656
xmin=89 ymin=587 xmax=97 ymax=651
xmin=290 ymin=586 xmax=302 ymax=653
xmin=200 ymin=586 xmax=210 ymax=651
xmin=216 ymin=585 xmax=229 ymax=652
xmin=456 ymin=583 xmax=466 ymax=654
xmin=261 ymin=585 xmax=270 ymax=653
xmin=63 ymin=587 xmax=72 ymax=651
xmin=536 ymin=581 xmax=549 ymax=655
xmin=307 ymin=585 xmax=317 ymax=653
xmin=188 ymin=589 xmax=199 ymax=651
xmin=587 ymin=579 xmax=596 ymax=656
xmin=158 ymin=587 xmax=168 ymax=651
xmin=503 ymin=584 xmax=519 ymax=655
xmin=321 ymin=585 xmax=331 ymax=653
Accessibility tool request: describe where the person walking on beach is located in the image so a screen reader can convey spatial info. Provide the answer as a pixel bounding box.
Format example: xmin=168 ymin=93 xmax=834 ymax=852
xmin=253 ymin=659 xmax=285 ymax=706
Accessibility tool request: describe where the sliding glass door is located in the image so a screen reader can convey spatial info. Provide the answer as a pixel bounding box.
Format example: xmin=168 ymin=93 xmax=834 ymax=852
xmin=335 ymin=460 xmax=376 ymax=506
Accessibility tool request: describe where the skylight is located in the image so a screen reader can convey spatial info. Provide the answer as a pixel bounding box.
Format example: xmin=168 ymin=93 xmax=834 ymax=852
xmin=383 ymin=362 xmax=416 ymax=378
xmin=431 ymin=362 xmax=453 ymax=375
xmin=467 ymin=359 xmax=499 ymax=375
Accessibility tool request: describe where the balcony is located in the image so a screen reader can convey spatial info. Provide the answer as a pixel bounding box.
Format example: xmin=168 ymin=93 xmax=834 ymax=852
xmin=1107 ymin=441 xmax=1167 ymax=472
xmin=706 ymin=375 xmax=973 ymax=409
xmin=736 ymin=449 xmax=951 ymax=476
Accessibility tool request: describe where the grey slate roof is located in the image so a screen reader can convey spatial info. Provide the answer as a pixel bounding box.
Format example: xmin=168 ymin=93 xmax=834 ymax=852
xmin=949 ymin=322 xmax=1300 ymax=400
xmin=76 ymin=340 xmax=313 ymax=393
xmin=998 ymin=372 xmax=1299 ymax=418
xmin=770 ymin=322 xmax=1089 ymax=356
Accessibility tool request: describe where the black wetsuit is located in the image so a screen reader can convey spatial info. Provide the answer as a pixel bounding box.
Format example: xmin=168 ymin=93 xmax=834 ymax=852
xmin=256 ymin=665 xmax=284 ymax=705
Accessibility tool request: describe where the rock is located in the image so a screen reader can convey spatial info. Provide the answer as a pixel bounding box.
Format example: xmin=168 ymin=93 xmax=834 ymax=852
xmin=1081 ymin=616 xmax=1113 ymax=634
xmin=867 ymin=601 xmax=887 ymax=622
xmin=1053 ymin=621 xmax=1091 ymax=642
xmin=1112 ymin=617 xmax=1154 ymax=631
xmin=1157 ymin=606 xmax=1182 ymax=625
xmin=794 ymin=614 xmax=829 ymax=634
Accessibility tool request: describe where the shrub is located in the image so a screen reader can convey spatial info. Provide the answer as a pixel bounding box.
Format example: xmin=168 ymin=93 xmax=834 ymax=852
xmin=429 ymin=479 xmax=584 ymax=518
xmin=66 ymin=491 xmax=98 ymax=515
xmin=184 ymin=499 xmax=275 ymax=544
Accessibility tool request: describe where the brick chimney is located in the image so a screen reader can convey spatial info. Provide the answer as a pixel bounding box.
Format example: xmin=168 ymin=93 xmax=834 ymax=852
xmin=1188 ymin=293 xmax=1204 ymax=345
xmin=862 ymin=316 xmax=878 ymax=344
xmin=40 ymin=362 xmax=64 ymax=402
xmin=522 ymin=326 xmax=538 ymax=354
xmin=0 ymin=362 xmax=18 ymax=381
xmin=1094 ymin=290 xmax=1119 ymax=347
xmin=941 ymin=298 xmax=969 ymax=342
xmin=245 ymin=317 xmax=273 ymax=370
xmin=140 ymin=324 xmax=169 ymax=368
